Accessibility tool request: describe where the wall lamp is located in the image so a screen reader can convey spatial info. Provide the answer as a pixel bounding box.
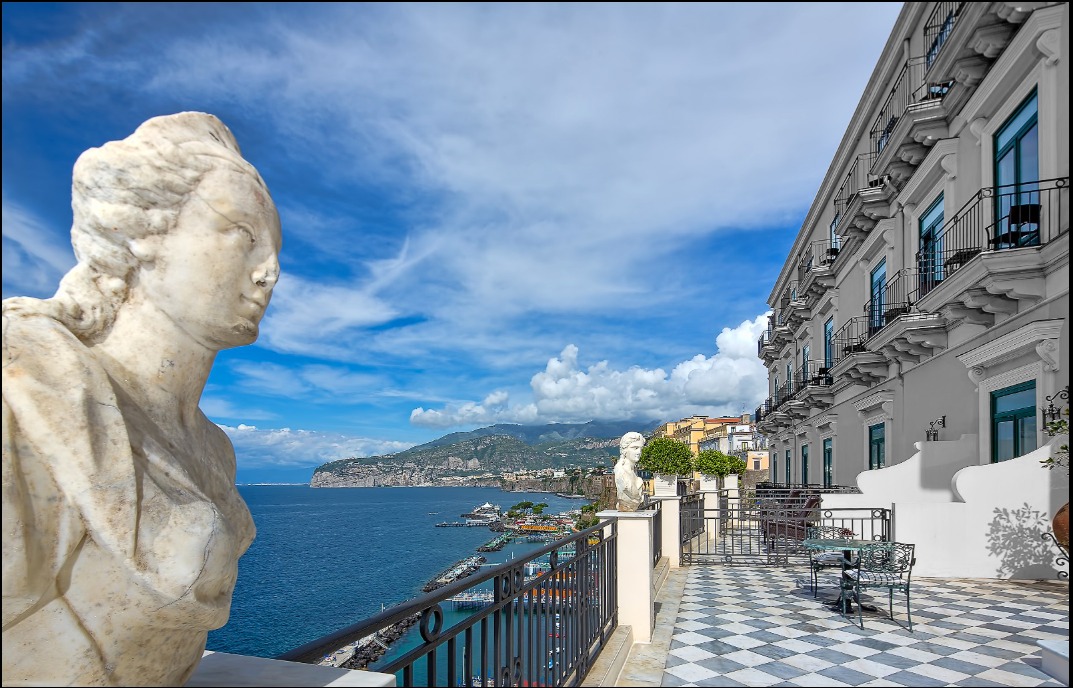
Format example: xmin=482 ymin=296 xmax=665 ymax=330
xmin=925 ymin=416 xmax=946 ymax=441
xmin=1041 ymin=386 xmax=1069 ymax=435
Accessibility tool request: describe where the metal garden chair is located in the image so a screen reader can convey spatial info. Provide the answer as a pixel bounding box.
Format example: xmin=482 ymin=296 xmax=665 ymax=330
xmin=842 ymin=541 xmax=916 ymax=631
xmin=805 ymin=525 xmax=856 ymax=597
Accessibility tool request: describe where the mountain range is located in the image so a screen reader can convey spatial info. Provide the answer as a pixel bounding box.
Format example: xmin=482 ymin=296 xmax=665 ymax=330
xmin=310 ymin=420 xmax=660 ymax=487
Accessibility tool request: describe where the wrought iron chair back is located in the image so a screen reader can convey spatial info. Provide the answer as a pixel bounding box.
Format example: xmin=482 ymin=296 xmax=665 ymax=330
xmin=805 ymin=526 xmax=856 ymax=597
xmin=844 ymin=542 xmax=916 ymax=631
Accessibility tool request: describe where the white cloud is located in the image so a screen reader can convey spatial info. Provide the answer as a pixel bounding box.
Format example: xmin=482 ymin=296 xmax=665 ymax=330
xmin=258 ymin=274 xmax=400 ymax=358
xmin=411 ymin=312 xmax=771 ymax=428
xmin=219 ymin=424 xmax=414 ymax=469
xmin=201 ymin=397 xmax=278 ymax=422
xmin=2 ymin=4 xmax=898 ymax=364
xmin=1 ymin=192 xmax=74 ymax=298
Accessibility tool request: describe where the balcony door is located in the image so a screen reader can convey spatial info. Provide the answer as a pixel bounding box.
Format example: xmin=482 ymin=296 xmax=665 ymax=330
xmin=869 ymin=260 xmax=886 ymax=334
xmin=994 ymin=92 xmax=1039 ymax=249
xmin=868 ymin=423 xmax=885 ymax=470
xmin=822 ymin=438 xmax=833 ymax=488
xmin=785 ymin=449 xmax=791 ymax=485
xmin=918 ymin=194 xmax=944 ymax=295
xmin=823 ymin=318 xmax=834 ymax=370
xmin=801 ymin=445 xmax=809 ymax=485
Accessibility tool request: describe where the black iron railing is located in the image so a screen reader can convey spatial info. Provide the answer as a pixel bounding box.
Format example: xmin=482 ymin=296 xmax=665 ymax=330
xmin=870 ymin=57 xmax=952 ymax=157
xmin=754 ymin=484 xmax=862 ymax=496
xmin=831 ymin=317 xmax=871 ymax=365
xmin=276 ymin=522 xmax=617 ymax=687
xmin=834 ymin=152 xmax=880 ymax=217
xmin=863 ymin=268 xmax=919 ymax=337
xmin=915 ymin=178 xmax=1069 ymax=296
xmin=682 ymin=489 xmax=887 ymax=566
xmin=794 ymin=361 xmax=834 ymax=394
xmin=924 ymin=2 xmax=965 ymax=70
xmin=643 ymin=501 xmax=663 ymax=568
xmin=680 ymin=493 xmax=705 ymax=546
xmin=754 ymin=398 xmax=773 ymax=424
xmin=757 ymin=327 xmax=773 ymax=357
xmin=799 ymin=238 xmax=842 ymax=282
xmin=781 ymin=281 xmax=802 ymax=313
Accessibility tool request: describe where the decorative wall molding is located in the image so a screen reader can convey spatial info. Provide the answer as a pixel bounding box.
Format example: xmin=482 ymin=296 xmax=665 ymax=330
xmin=1037 ymin=28 xmax=1060 ymax=66
xmin=854 ymin=390 xmax=895 ymax=420
xmin=956 ymin=319 xmax=1063 ymax=384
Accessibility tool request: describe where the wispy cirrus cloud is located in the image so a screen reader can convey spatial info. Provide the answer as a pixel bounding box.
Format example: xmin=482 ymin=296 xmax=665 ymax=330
xmin=1 ymin=192 xmax=74 ymax=299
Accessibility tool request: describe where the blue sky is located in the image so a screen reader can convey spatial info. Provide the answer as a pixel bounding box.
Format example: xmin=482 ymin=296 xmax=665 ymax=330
xmin=2 ymin=2 xmax=901 ymax=483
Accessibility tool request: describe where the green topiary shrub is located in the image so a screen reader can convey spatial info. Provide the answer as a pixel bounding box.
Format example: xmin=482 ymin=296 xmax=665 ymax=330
xmin=695 ymin=449 xmax=731 ymax=476
xmin=638 ymin=437 xmax=693 ymax=476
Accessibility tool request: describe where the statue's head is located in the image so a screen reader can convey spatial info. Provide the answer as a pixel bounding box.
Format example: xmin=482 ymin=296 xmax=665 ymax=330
xmin=7 ymin=112 xmax=281 ymax=347
xmin=619 ymin=432 xmax=645 ymax=464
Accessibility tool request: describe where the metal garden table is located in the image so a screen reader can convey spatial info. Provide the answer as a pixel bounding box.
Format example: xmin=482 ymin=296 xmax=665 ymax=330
xmin=802 ymin=537 xmax=880 ymax=614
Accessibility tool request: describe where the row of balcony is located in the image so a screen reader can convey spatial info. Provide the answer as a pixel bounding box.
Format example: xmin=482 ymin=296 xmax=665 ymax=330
xmin=759 ymin=177 xmax=1068 ymax=430
xmin=754 ymin=361 xmax=835 ymax=427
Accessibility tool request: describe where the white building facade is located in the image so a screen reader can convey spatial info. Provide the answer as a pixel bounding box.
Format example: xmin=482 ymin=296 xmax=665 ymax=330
xmin=754 ymin=2 xmax=1069 ymax=493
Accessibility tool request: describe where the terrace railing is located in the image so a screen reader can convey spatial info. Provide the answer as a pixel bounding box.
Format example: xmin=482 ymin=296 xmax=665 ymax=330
xmin=276 ymin=521 xmax=617 ymax=688
xmin=831 ymin=317 xmax=871 ymax=365
xmin=924 ymin=2 xmax=965 ymax=70
xmin=799 ymin=238 xmax=842 ymax=282
xmin=870 ymin=57 xmax=952 ymax=157
xmin=794 ymin=361 xmax=834 ymax=393
xmin=756 ymin=327 xmax=773 ymax=357
xmin=915 ymin=178 xmax=1069 ymax=292
xmin=834 ymin=152 xmax=879 ymax=217
xmin=652 ymin=503 xmax=663 ymax=567
xmin=863 ymin=268 xmax=918 ymax=338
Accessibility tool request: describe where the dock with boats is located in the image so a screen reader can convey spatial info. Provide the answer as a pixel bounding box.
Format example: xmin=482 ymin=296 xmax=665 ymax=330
xmin=422 ymin=555 xmax=486 ymax=592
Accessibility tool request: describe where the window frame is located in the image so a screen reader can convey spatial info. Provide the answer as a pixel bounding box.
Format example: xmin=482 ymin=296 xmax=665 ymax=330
xmin=990 ymin=380 xmax=1038 ymax=463
xmin=868 ymin=423 xmax=885 ymax=470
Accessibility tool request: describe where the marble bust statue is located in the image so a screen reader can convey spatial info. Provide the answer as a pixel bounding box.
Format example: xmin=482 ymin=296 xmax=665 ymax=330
xmin=614 ymin=432 xmax=646 ymax=512
xmin=2 ymin=113 xmax=279 ymax=686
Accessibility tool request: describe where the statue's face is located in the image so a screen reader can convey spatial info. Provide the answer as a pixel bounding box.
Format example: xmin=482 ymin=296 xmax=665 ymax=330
xmin=136 ymin=167 xmax=282 ymax=350
xmin=623 ymin=439 xmax=642 ymax=463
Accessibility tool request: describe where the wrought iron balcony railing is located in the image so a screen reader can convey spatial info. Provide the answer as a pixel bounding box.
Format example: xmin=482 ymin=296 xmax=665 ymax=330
xmin=834 ymin=152 xmax=880 ymax=217
xmin=914 ymin=178 xmax=1069 ymax=295
xmin=870 ymin=57 xmax=952 ymax=158
xmin=831 ymin=317 xmax=872 ymax=366
xmin=757 ymin=327 xmax=773 ymax=358
xmin=794 ymin=361 xmax=834 ymax=393
xmin=276 ymin=521 xmax=617 ymax=688
xmin=924 ymin=2 xmax=966 ymax=70
xmin=799 ymin=238 xmax=842 ymax=282
xmin=862 ymin=268 xmax=920 ymax=338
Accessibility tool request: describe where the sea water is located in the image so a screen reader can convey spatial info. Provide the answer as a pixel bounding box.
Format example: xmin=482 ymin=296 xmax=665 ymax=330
xmin=207 ymin=485 xmax=587 ymax=659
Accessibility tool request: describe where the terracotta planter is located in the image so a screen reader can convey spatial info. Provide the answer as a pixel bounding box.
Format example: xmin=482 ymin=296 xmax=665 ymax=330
xmin=1053 ymin=502 xmax=1070 ymax=550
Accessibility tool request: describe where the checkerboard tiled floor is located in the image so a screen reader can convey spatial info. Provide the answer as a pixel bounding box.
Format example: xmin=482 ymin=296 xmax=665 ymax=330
xmin=662 ymin=567 xmax=1068 ymax=687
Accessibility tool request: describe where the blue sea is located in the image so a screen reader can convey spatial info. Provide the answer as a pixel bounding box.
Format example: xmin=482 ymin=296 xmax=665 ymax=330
xmin=207 ymin=485 xmax=588 ymax=659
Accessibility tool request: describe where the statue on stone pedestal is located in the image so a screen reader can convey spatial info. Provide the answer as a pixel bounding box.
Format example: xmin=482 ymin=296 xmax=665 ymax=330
xmin=2 ymin=112 xmax=278 ymax=686
xmin=614 ymin=432 xmax=646 ymax=512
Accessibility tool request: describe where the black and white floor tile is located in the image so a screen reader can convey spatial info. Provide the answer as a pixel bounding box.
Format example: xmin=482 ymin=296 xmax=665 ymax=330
xmin=662 ymin=567 xmax=1068 ymax=687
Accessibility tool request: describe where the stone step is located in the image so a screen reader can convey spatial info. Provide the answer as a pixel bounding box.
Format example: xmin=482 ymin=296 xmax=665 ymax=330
xmin=1039 ymin=638 xmax=1069 ymax=686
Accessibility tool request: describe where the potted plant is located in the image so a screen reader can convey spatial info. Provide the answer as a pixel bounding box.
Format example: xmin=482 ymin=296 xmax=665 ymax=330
xmin=1041 ymin=408 xmax=1069 ymax=549
xmin=638 ymin=437 xmax=693 ymax=497
xmin=695 ymin=449 xmax=731 ymax=491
